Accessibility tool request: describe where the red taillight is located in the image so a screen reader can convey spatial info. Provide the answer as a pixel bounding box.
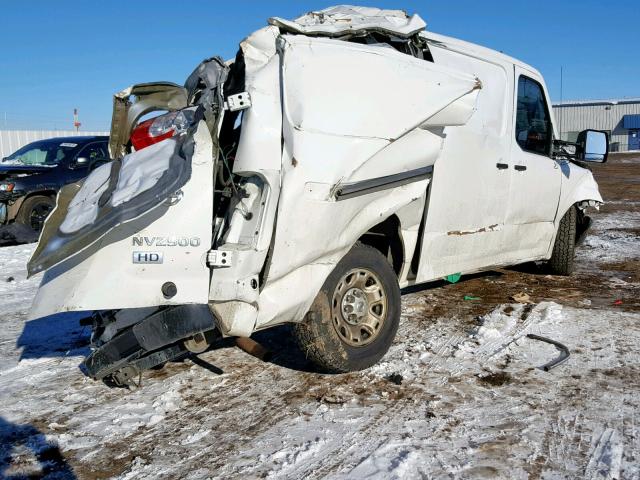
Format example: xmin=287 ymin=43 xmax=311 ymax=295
xmin=130 ymin=117 xmax=175 ymax=150
xmin=130 ymin=110 xmax=195 ymax=151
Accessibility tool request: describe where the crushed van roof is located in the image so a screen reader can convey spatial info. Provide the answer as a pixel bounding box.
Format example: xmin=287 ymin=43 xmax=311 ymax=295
xmin=268 ymin=5 xmax=426 ymax=38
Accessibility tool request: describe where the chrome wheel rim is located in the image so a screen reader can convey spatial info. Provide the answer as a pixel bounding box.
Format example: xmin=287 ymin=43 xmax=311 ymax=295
xmin=332 ymin=268 xmax=387 ymax=347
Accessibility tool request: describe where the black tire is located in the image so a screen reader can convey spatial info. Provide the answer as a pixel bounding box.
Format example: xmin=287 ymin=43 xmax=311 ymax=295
xmin=16 ymin=195 xmax=55 ymax=232
xmin=293 ymin=242 xmax=401 ymax=373
xmin=547 ymin=206 xmax=577 ymax=275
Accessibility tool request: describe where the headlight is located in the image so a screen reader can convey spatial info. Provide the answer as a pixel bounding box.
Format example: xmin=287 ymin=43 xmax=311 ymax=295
xmin=0 ymin=183 xmax=15 ymax=192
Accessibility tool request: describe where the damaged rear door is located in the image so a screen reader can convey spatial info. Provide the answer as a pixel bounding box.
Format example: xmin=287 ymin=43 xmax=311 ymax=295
xmin=29 ymin=60 xmax=229 ymax=318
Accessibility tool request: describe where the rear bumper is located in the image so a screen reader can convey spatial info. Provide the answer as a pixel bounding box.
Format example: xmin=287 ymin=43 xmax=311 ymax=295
xmin=83 ymin=304 xmax=215 ymax=380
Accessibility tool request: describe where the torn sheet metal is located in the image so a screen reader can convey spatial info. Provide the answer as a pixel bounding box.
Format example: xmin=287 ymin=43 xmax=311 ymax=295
xmin=109 ymin=82 xmax=187 ymax=160
xmin=232 ymin=26 xmax=282 ymax=176
xmin=277 ymin=35 xmax=479 ymax=143
xmin=28 ymin=134 xmax=194 ymax=277
xmin=28 ymin=5 xmax=606 ymax=348
xmin=29 ymin=57 xmax=230 ymax=278
xmin=206 ymin=26 xmax=283 ymax=337
xmin=269 ymin=5 xmax=426 ymax=38
xmin=253 ymin=34 xmax=480 ymax=329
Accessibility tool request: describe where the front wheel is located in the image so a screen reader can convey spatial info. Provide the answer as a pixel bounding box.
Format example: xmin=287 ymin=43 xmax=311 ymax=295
xmin=293 ymin=243 xmax=401 ymax=373
xmin=547 ymin=206 xmax=577 ymax=275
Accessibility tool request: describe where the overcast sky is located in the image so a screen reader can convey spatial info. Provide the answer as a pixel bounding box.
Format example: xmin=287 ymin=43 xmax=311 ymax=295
xmin=1 ymin=0 xmax=637 ymax=131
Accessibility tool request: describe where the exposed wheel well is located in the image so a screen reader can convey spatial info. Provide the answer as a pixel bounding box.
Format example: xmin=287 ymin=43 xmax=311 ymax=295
xmin=358 ymin=215 xmax=404 ymax=276
xmin=16 ymin=190 xmax=56 ymax=211
xmin=574 ymin=201 xmax=594 ymax=245
xmin=553 ymin=201 xmax=595 ymax=249
xmin=8 ymin=190 xmax=57 ymax=222
xmin=29 ymin=190 xmax=56 ymax=199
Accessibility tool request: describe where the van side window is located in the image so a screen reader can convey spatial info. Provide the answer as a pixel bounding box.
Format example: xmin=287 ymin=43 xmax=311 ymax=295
xmin=516 ymin=76 xmax=552 ymax=156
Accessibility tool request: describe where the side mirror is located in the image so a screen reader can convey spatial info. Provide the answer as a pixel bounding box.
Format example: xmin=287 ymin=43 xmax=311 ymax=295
xmin=72 ymin=156 xmax=89 ymax=168
xmin=577 ymin=130 xmax=608 ymax=163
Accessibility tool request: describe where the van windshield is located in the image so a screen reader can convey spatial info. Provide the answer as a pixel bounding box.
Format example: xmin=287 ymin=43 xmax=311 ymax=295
xmin=2 ymin=140 xmax=79 ymax=166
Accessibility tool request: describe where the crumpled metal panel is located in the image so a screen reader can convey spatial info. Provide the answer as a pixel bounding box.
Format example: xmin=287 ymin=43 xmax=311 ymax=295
xmin=253 ymin=34 xmax=480 ymax=329
xmin=29 ymin=122 xmax=216 ymax=318
xmin=109 ymin=82 xmax=187 ymax=160
xmin=27 ymin=134 xmax=195 ymax=277
xmin=184 ymin=56 xmax=229 ymax=131
xmin=29 ymin=57 xmax=230 ymax=278
xmin=269 ymin=5 xmax=426 ymax=38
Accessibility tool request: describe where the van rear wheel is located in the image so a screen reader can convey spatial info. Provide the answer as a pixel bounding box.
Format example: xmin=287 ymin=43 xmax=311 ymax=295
xmin=547 ymin=206 xmax=577 ymax=276
xmin=293 ymin=243 xmax=401 ymax=373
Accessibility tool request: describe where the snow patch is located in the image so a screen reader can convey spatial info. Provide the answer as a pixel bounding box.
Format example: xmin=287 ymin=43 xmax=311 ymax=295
xmin=577 ymin=210 xmax=640 ymax=265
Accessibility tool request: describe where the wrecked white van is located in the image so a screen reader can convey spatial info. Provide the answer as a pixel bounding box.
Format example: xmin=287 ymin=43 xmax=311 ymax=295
xmin=28 ymin=6 xmax=607 ymax=384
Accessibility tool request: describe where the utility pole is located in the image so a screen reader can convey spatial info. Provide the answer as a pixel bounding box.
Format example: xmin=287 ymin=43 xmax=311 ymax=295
xmin=559 ymin=67 xmax=564 ymax=141
xmin=73 ymin=108 xmax=81 ymax=132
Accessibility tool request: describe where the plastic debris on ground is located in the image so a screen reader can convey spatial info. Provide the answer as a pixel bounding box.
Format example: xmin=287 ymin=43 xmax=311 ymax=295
xmin=511 ymin=292 xmax=532 ymax=303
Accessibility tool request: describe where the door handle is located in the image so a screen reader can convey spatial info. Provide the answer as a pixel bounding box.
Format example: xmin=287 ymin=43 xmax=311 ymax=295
xmin=496 ymin=163 xmax=509 ymax=170
xmin=514 ymin=165 xmax=527 ymax=171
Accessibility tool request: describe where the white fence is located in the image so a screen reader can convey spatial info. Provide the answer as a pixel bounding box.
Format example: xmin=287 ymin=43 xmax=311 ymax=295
xmin=0 ymin=130 xmax=110 ymax=159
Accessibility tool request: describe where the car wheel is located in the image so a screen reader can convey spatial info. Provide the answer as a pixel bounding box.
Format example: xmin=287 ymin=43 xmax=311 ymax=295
xmin=293 ymin=242 xmax=401 ymax=373
xmin=17 ymin=195 xmax=55 ymax=232
xmin=547 ymin=205 xmax=577 ymax=276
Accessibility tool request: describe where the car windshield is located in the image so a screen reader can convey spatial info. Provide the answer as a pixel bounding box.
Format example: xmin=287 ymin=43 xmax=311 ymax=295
xmin=2 ymin=140 xmax=80 ymax=166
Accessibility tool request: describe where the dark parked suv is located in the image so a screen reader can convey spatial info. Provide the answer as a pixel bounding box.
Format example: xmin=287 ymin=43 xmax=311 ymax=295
xmin=0 ymin=136 xmax=109 ymax=232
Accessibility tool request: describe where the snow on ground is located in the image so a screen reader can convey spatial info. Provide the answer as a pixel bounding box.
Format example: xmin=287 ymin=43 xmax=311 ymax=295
xmin=576 ymin=207 xmax=640 ymax=266
xmin=0 ymin=203 xmax=639 ymax=479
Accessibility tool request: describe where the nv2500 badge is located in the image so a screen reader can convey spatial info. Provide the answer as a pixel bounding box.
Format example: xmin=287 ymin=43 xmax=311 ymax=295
xmin=131 ymin=236 xmax=201 ymax=247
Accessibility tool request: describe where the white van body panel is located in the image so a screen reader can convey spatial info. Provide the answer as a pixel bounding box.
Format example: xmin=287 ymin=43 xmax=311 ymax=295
xmin=212 ymin=34 xmax=481 ymax=334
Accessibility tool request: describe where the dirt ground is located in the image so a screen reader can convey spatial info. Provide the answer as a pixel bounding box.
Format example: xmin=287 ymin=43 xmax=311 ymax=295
xmin=0 ymin=153 xmax=639 ymax=479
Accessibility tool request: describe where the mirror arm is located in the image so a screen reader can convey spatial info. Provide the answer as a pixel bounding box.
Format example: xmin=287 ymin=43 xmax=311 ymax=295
xmin=552 ymin=139 xmax=580 ymax=160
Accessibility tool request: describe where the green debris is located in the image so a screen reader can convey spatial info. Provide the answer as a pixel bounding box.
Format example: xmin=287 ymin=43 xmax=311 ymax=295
xmin=464 ymin=295 xmax=480 ymax=301
xmin=445 ymin=272 xmax=462 ymax=284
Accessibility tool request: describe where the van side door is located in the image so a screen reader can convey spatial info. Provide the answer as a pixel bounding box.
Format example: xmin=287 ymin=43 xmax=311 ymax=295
xmin=415 ymin=46 xmax=513 ymax=282
xmin=503 ymin=68 xmax=561 ymax=261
